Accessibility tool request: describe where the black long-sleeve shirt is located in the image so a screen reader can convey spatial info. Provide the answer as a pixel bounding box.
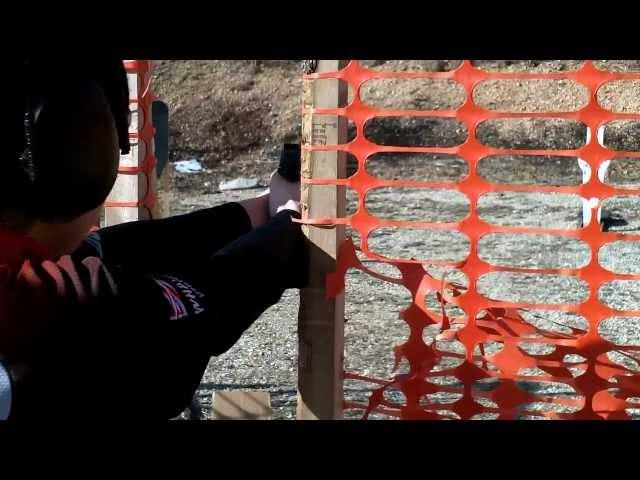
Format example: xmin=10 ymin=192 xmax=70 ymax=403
xmin=0 ymin=203 xmax=306 ymax=420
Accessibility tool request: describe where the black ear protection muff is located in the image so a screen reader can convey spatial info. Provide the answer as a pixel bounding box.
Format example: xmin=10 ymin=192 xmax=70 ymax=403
xmin=10 ymin=58 xmax=131 ymax=223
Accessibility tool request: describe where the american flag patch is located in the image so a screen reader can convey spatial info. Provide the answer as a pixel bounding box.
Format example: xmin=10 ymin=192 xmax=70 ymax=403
xmin=154 ymin=278 xmax=188 ymax=320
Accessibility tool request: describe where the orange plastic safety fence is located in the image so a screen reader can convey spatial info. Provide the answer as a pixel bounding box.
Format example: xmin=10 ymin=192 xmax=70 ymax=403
xmin=104 ymin=60 xmax=157 ymax=215
xmin=302 ymin=60 xmax=640 ymax=420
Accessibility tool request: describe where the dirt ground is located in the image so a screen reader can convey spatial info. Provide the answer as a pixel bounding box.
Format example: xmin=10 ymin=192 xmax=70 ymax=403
xmin=152 ymin=60 xmax=640 ymax=420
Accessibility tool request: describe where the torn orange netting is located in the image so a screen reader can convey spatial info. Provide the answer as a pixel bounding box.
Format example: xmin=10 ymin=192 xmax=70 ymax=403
xmin=302 ymin=60 xmax=640 ymax=419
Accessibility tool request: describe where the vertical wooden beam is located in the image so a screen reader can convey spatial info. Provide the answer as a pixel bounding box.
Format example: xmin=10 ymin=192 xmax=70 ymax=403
xmin=297 ymin=60 xmax=348 ymax=420
xmin=104 ymin=61 xmax=157 ymax=226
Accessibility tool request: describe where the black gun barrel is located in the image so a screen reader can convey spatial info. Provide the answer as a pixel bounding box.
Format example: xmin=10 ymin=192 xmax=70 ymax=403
xmin=277 ymin=144 xmax=301 ymax=183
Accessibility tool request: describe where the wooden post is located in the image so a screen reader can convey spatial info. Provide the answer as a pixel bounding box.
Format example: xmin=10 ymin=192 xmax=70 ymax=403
xmin=104 ymin=61 xmax=157 ymax=226
xmin=297 ymin=60 xmax=348 ymax=420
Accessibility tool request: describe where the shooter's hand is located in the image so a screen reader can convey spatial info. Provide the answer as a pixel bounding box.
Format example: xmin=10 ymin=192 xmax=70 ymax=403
xmin=268 ymin=171 xmax=300 ymax=217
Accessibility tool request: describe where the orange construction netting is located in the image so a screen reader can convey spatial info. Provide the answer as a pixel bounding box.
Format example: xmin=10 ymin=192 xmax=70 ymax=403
xmin=104 ymin=60 xmax=157 ymax=218
xmin=302 ymin=60 xmax=640 ymax=420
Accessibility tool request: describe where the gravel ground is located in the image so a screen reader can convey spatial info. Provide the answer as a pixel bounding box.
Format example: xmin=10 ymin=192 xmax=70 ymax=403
xmin=153 ymin=60 xmax=640 ymax=420
xmin=165 ymin=175 xmax=640 ymax=420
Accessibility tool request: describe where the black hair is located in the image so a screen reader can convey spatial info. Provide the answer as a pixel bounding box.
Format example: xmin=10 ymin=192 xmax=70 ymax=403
xmin=3 ymin=57 xmax=130 ymax=223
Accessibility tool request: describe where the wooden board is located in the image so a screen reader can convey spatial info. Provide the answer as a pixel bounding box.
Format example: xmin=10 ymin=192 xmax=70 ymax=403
xmin=296 ymin=60 xmax=348 ymax=420
xmin=211 ymin=391 xmax=272 ymax=420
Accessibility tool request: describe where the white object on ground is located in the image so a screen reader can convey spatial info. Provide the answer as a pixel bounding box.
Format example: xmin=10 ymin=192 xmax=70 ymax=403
xmin=598 ymin=160 xmax=611 ymax=183
xmin=174 ymin=159 xmax=204 ymax=174
xmin=219 ymin=177 xmax=261 ymax=191
xmin=577 ymin=158 xmax=591 ymax=184
xmin=582 ymin=196 xmax=600 ymax=226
